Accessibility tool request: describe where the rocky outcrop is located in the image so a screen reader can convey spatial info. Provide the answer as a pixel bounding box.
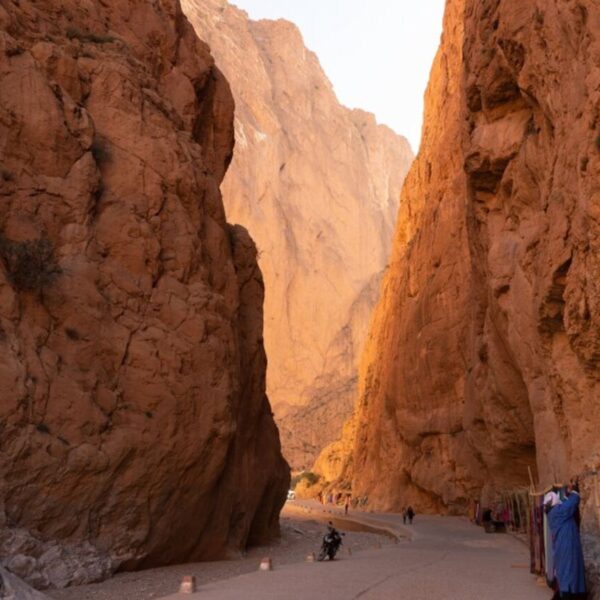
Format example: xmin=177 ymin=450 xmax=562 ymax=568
xmin=349 ymin=0 xmax=600 ymax=532
xmin=0 ymin=566 xmax=51 ymax=600
xmin=0 ymin=0 xmax=288 ymax=589
xmin=181 ymin=0 xmax=413 ymax=469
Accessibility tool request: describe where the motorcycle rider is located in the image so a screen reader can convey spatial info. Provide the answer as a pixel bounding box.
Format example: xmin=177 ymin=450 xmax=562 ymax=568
xmin=319 ymin=521 xmax=343 ymax=560
xmin=327 ymin=521 xmax=341 ymax=541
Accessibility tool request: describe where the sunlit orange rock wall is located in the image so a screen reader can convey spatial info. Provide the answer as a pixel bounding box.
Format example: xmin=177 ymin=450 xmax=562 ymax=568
xmin=351 ymin=0 xmax=600 ymax=534
xmin=182 ymin=0 xmax=413 ymax=470
xmin=0 ymin=0 xmax=288 ymax=589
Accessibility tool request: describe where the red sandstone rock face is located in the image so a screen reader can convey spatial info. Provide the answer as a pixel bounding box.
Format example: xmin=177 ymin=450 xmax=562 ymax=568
xmin=0 ymin=0 xmax=288 ymax=588
xmin=350 ymin=0 xmax=600 ymax=526
xmin=181 ymin=0 xmax=414 ymax=470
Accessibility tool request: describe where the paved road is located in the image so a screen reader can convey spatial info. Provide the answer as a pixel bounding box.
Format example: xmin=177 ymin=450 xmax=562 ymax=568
xmin=161 ymin=503 xmax=550 ymax=600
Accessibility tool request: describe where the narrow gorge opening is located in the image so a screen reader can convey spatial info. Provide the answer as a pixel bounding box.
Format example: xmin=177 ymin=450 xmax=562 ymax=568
xmin=1 ymin=0 xmax=598 ymax=598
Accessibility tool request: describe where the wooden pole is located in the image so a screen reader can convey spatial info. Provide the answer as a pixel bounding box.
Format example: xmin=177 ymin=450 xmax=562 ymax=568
xmin=528 ymin=466 xmax=536 ymax=494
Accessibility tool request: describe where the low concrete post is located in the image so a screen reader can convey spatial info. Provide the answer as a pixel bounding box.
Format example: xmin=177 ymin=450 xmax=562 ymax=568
xmin=179 ymin=575 xmax=196 ymax=594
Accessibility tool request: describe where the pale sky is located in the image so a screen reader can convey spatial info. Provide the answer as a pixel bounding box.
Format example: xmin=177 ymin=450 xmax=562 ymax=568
xmin=230 ymin=0 xmax=446 ymax=151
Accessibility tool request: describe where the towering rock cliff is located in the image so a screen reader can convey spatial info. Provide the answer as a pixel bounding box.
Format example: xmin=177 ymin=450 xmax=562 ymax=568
xmin=181 ymin=0 xmax=414 ymax=469
xmin=348 ymin=0 xmax=600 ymax=560
xmin=0 ymin=0 xmax=288 ymax=589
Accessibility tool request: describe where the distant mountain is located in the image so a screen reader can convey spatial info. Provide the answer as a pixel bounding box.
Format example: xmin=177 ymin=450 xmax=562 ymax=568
xmin=182 ymin=0 xmax=413 ymax=469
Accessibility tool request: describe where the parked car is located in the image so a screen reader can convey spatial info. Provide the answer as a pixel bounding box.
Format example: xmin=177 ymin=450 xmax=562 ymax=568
xmin=287 ymin=489 xmax=296 ymax=501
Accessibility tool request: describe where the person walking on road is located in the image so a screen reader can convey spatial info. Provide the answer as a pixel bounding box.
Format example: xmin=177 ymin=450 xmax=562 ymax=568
xmin=402 ymin=507 xmax=407 ymax=524
xmin=407 ymin=506 xmax=415 ymax=524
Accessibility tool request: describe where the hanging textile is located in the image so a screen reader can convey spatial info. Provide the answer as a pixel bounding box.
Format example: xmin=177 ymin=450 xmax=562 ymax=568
xmin=529 ymin=494 xmax=545 ymax=575
xmin=543 ymin=510 xmax=554 ymax=586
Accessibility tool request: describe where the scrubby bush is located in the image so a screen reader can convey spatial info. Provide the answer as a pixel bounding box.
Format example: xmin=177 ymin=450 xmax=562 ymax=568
xmin=291 ymin=471 xmax=320 ymax=490
xmin=0 ymin=236 xmax=62 ymax=291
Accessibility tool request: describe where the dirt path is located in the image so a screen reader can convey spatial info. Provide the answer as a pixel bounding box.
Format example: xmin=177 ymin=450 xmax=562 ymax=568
xmin=47 ymin=503 xmax=390 ymax=600
xmin=159 ymin=502 xmax=550 ymax=600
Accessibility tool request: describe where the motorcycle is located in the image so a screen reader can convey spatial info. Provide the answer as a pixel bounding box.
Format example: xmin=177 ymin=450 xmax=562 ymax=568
xmin=317 ymin=522 xmax=345 ymax=561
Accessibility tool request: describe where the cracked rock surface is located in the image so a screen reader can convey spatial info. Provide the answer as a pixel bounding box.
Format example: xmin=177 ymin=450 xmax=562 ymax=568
xmin=333 ymin=0 xmax=600 ymax=588
xmin=0 ymin=0 xmax=288 ymax=589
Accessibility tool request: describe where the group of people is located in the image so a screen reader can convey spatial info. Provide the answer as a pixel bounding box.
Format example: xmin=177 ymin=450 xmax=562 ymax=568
xmin=317 ymin=491 xmax=354 ymax=514
xmin=402 ymin=506 xmax=415 ymax=524
xmin=544 ymin=478 xmax=587 ymax=600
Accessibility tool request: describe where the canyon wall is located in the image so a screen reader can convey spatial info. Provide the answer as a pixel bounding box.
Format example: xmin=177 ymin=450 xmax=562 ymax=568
xmin=181 ymin=0 xmax=414 ymax=470
xmin=0 ymin=0 xmax=288 ymax=589
xmin=349 ymin=0 xmax=600 ymax=535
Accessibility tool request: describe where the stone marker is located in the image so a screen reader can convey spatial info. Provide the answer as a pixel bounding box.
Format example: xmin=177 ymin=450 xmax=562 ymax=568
xmin=179 ymin=575 xmax=196 ymax=594
xmin=259 ymin=557 xmax=273 ymax=571
xmin=347 ymin=547 xmax=352 ymax=556
xmin=305 ymin=552 xmax=316 ymax=562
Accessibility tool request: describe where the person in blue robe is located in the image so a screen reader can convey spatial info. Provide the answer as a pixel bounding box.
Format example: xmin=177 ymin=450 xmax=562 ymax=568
xmin=548 ymin=483 xmax=587 ymax=598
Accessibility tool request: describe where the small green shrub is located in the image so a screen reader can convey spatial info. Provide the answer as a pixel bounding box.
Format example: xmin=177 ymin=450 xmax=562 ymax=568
xmin=0 ymin=236 xmax=62 ymax=291
xmin=36 ymin=423 xmax=50 ymax=434
xmin=291 ymin=471 xmax=320 ymax=490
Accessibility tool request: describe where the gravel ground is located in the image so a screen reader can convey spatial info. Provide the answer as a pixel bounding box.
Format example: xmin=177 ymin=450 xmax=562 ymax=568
xmin=47 ymin=504 xmax=391 ymax=600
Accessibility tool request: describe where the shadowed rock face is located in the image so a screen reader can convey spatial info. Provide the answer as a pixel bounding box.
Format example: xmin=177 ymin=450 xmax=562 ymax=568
xmin=181 ymin=0 xmax=414 ymax=470
xmin=0 ymin=0 xmax=288 ymax=588
xmin=343 ymin=0 xmax=600 ymax=544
